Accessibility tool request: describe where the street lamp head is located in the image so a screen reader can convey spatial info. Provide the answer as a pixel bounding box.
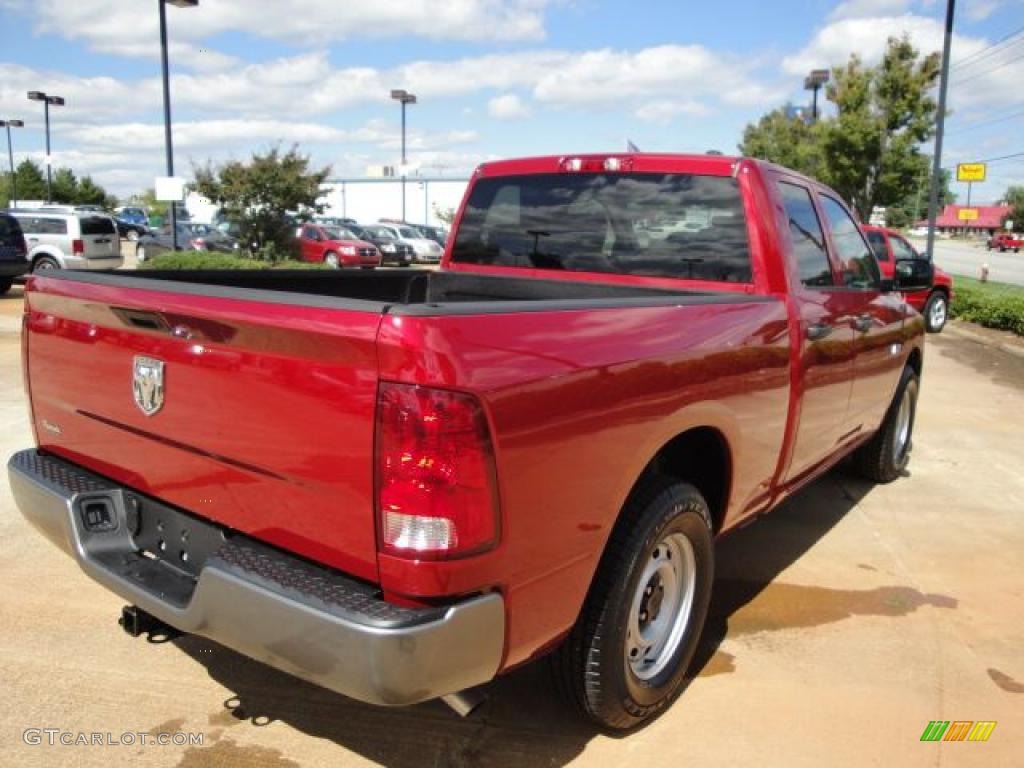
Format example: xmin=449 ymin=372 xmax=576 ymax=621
xmin=390 ymin=89 xmax=417 ymax=104
xmin=0 ymin=120 xmax=25 ymax=127
xmin=46 ymin=96 xmax=65 ymax=106
xmin=804 ymin=69 xmax=830 ymax=89
xmin=27 ymin=91 xmax=46 ymax=101
xmin=165 ymin=0 xmax=199 ymax=6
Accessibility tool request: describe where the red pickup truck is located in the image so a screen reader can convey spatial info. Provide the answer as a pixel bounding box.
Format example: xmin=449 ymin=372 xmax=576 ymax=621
xmin=987 ymin=232 xmax=1022 ymax=252
xmin=7 ymin=154 xmax=931 ymax=730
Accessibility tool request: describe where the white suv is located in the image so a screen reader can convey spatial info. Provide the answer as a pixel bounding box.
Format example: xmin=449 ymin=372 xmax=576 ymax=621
xmin=377 ymin=223 xmax=443 ymax=263
xmin=10 ymin=206 xmax=123 ymax=271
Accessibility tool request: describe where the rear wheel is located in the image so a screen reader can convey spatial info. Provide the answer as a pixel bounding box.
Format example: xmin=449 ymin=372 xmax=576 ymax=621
xmin=853 ymin=365 xmax=919 ymax=483
xmin=553 ymin=479 xmax=714 ymax=730
xmin=923 ymin=291 xmax=948 ymax=333
xmin=33 ymin=256 xmax=60 ymax=272
xmin=324 ymin=251 xmax=340 ymax=268
xmin=0 ymin=278 xmax=12 ymax=295
xmin=127 ymin=229 xmax=140 ymax=242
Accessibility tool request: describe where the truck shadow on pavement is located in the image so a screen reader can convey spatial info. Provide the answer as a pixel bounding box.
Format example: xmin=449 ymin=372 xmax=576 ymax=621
xmin=172 ymin=465 xmax=955 ymax=767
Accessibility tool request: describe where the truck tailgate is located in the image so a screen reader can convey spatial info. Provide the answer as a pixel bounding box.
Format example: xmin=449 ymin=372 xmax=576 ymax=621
xmin=23 ymin=275 xmax=384 ymax=582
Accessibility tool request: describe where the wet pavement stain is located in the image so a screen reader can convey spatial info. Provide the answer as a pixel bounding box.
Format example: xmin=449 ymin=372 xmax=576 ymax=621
xmin=988 ymin=668 xmax=1024 ymax=693
xmin=711 ymin=580 xmax=956 ymax=636
xmin=148 ymin=718 xmax=186 ymax=737
xmin=857 ymin=563 xmax=877 ymax=571
xmin=176 ymin=738 xmax=300 ymax=768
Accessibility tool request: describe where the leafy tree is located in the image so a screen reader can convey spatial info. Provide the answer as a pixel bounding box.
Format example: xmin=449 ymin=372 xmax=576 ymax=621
xmin=739 ymin=106 xmax=828 ymax=180
xmin=885 ymin=168 xmax=955 ymax=228
xmin=193 ymin=145 xmax=330 ymax=258
xmin=1002 ymin=185 xmax=1024 ymax=232
xmin=76 ymin=175 xmax=117 ymax=208
xmin=432 ymin=203 xmax=457 ymax=227
xmin=822 ymin=36 xmax=941 ymax=219
xmin=739 ymin=36 xmax=941 ymax=221
xmin=0 ymin=159 xmax=47 ymax=206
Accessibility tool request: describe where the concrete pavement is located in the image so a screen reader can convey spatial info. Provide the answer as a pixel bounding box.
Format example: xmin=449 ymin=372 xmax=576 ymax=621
xmin=0 ymin=287 xmax=1021 ymax=767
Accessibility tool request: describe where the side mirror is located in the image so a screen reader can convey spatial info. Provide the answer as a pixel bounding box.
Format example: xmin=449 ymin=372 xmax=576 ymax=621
xmin=894 ymin=257 xmax=933 ymax=292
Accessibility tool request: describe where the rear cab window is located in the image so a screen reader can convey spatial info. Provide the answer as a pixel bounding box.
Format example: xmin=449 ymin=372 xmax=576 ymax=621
xmin=776 ymin=181 xmax=833 ymax=288
xmin=819 ymin=196 xmax=881 ymax=290
xmin=450 ymin=172 xmax=752 ymax=283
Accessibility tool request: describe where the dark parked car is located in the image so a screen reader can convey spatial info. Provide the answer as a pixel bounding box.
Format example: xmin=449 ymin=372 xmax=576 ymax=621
xmin=0 ymin=212 xmax=30 ymax=294
xmin=115 ymin=218 xmax=150 ymax=242
xmin=136 ymin=223 xmax=237 ymax=262
xmin=348 ymin=224 xmax=415 ymax=266
xmin=414 ymin=224 xmax=448 ymax=247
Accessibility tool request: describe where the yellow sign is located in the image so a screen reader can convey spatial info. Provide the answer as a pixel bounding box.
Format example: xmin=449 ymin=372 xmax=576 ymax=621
xmin=957 ymin=163 xmax=987 ymax=182
xmin=958 ymin=208 xmax=979 ymax=221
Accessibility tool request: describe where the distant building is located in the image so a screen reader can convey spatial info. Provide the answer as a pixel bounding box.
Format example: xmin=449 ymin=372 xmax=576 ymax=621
xmin=916 ymin=204 xmax=1010 ymax=234
xmin=319 ymin=177 xmax=469 ymax=227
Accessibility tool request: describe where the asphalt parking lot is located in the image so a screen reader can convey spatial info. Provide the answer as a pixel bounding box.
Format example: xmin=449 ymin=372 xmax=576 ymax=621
xmin=0 ymin=284 xmax=1021 ymax=767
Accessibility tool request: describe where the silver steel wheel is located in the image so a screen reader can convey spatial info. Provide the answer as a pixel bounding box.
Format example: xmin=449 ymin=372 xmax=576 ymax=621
xmin=893 ymin=386 xmax=912 ymax=465
xmin=626 ymin=532 xmax=697 ymax=681
xmin=324 ymin=252 xmax=339 ymax=268
xmin=127 ymin=229 xmax=139 ymax=242
xmin=928 ymin=295 xmax=947 ymax=329
xmin=136 ymin=245 xmax=146 ymax=262
xmin=34 ymin=258 xmax=58 ymax=271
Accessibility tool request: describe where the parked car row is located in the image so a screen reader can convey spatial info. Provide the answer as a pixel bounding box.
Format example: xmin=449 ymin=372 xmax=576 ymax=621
xmin=294 ymin=219 xmax=446 ymax=268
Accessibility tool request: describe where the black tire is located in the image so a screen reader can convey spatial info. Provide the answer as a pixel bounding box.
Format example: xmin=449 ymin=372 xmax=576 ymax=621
xmin=553 ymin=479 xmax=714 ymax=730
xmin=0 ymin=278 xmax=12 ymax=295
xmin=32 ymin=256 xmax=61 ymax=272
xmin=853 ymin=365 xmax=919 ymax=483
xmin=923 ymin=291 xmax=948 ymax=333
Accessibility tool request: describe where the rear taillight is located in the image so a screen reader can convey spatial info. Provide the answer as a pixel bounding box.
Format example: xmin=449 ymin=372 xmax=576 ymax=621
xmin=72 ymin=239 xmax=84 ymax=254
xmin=190 ymin=238 xmax=205 ymax=250
xmin=376 ymin=382 xmax=499 ymax=559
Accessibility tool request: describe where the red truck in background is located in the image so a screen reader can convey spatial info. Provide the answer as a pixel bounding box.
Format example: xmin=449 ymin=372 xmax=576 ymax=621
xmin=987 ymin=232 xmax=1022 ymax=252
xmin=7 ymin=153 xmax=932 ymax=730
xmin=296 ymin=221 xmax=382 ymax=268
xmin=863 ymin=225 xmax=954 ymax=333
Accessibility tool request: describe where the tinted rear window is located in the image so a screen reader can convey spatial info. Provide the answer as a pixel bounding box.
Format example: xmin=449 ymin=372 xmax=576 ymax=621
xmin=80 ymin=216 xmax=116 ymax=235
xmin=450 ymin=173 xmax=752 ymax=282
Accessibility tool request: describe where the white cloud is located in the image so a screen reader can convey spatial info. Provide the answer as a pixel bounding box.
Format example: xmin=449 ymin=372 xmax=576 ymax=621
xmin=782 ymin=14 xmax=1024 ymax=110
xmin=829 ymin=0 xmax=913 ymax=20
xmin=488 ymin=94 xmax=531 ymax=120
xmin=19 ymin=0 xmax=553 ymax=62
xmin=634 ymin=99 xmax=710 ymax=123
xmin=963 ymin=0 xmax=1003 ymax=21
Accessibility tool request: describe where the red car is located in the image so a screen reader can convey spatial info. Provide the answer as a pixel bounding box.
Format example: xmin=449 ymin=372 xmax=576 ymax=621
xmin=987 ymin=232 xmax=1022 ymax=252
xmin=9 ymin=154 xmax=931 ymax=729
xmin=863 ymin=225 xmax=954 ymax=333
xmin=297 ymin=222 xmax=381 ymax=268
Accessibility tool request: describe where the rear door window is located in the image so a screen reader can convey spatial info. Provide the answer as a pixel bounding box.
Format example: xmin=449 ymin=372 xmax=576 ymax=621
xmin=450 ymin=172 xmax=753 ymax=282
xmin=80 ymin=216 xmax=116 ymax=235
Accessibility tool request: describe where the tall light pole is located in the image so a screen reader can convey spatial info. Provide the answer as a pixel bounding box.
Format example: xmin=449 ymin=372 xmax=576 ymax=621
xmin=925 ymin=0 xmax=956 ymax=261
xmin=803 ymin=69 xmax=830 ymax=122
xmin=26 ymin=92 xmax=64 ymax=203
xmin=0 ymin=119 xmax=24 ymax=208
xmin=159 ymin=0 xmax=198 ymax=250
xmin=390 ymin=89 xmax=417 ymax=222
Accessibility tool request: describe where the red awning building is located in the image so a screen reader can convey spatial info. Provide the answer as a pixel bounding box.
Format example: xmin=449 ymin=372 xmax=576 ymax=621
xmin=917 ymin=204 xmax=1010 ymax=233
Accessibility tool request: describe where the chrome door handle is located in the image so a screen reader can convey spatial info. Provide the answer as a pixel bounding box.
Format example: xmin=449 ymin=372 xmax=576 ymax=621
xmin=853 ymin=314 xmax=873 ymax=332
xmin=806 ymin=322 xmax=833 ymax=341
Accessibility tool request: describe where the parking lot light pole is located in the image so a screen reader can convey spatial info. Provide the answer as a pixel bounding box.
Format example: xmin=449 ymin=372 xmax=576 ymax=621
xmin=803 ymin=69 xmax=830 ymax=122
xmin=1 ymin=119 xmax=24 ymax=208
xmin=26 ymin=92 xmax=64 ymax=203
xmin=159 ymin=0 xmax=198 ymax=251
xmin=390 ymin=89 xmax=417 ymax=222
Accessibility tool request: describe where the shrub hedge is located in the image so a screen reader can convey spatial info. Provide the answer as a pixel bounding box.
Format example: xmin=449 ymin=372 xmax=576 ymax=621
xmin=138 ymin=252 xmax=328 ymax=271
xmin=949 ymin=277 xmax=1024 ymax=336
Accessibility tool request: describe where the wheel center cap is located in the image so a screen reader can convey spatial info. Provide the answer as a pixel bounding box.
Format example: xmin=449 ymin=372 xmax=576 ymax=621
xmin=642 ymin=578 xmax=665 ymax=623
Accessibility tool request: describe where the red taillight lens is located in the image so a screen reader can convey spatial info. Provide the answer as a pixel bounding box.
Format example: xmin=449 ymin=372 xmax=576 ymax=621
xmin=376 ymin=382 xmax=499 ymax=559
xmin=72 ymin=239 xmax=84 ymax=254
xmin=190 ymin=238 xmax=205 ymax=250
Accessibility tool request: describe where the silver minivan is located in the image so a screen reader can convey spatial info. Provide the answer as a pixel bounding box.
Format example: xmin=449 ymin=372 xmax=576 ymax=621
xmin=10 ymin=207 xmax=123 ymax=271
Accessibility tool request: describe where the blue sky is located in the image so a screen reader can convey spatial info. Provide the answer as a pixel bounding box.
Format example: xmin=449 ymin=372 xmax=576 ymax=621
xmin=1 ymin=0 xmax=1022 ymax=202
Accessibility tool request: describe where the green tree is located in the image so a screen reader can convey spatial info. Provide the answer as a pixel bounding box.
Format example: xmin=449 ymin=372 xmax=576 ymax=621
xmin=738 ymin=36 xmax=941 ymax=221
xmin=885 ymin=168 xmax=955 ymax=228
xmin=822 ymin=36 xmax=941 ymax=219
xmin=75 ymin=175 xmax=116 ymax=208
xmin=51 ymin=167 xmax=79 ymax=204
xmin=738 ymin=106 xmax=828 ymax=180
xmin=0 ymin=159 xmax=47 ymax=206
xmin=193 ymin=145 xmax=330 ymax=258
xmin=432 ymin=203 xmax=456 ymax=227
xmin=1003 ymin=185 xmax=1024 ymax=232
